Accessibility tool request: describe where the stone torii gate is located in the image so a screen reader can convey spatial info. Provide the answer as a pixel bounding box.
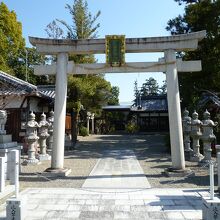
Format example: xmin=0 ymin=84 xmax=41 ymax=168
xmin=29 ymin=30 xmax=206 ymax=175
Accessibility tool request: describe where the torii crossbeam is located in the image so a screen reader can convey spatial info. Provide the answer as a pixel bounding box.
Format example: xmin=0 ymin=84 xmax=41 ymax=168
xmin=29 ymin=30 xmax=206 ymax=176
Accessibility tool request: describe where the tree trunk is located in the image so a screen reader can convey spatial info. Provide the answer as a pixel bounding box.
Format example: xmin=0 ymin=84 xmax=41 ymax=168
xmin=71 ymin=110 xmax=78 ymax=146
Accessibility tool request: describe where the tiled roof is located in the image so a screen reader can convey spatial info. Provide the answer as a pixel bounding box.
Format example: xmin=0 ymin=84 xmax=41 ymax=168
xmin=0 ymin=70 xmax=55 ymax=100
xmin=131 ymin=96 xmax=168 ymax=112
xmin=37 ymin=85 xmax=55 ymax=99
xmin=197 ymin=90 xmax=220 ymax=108
xmin=102 ymin=105 xmax=131 ymax=110
xmin=102 ymin=96 xmax=168 ymax=112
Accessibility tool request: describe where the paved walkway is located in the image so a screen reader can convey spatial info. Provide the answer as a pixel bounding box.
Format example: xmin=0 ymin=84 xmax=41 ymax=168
xmin=0 ymin=147 xmax=206 ymax=219
xmin=0 ymin=187 xmax=205 ymax=219
xmin=82 ymin=150 xmax=151 ymax=189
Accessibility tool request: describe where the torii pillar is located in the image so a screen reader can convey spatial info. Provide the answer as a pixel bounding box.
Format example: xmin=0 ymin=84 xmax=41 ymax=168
xmin=52 ymin=53 xmax=68 ymax=170
xmin=165 ymin=50 xmax=185 ymax=171
xmin=46 ymin=53 xmax=71 ymax=175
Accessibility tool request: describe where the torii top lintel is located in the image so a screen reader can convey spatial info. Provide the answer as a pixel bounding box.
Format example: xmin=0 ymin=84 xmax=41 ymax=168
xmin=29 ymin=30 xmax=206 ymax=55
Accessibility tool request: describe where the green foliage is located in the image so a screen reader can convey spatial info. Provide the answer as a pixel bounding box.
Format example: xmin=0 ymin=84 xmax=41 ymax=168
xmin=67 ymin=75 xmax=111 ymax=115
xmin=0 ymin=2 xmax=25 ymax=73
xmin=107 ymin=86 xmax=120 ymax=105
xmin=0 ymin=2 xmax=47 ymax=85
xmin=46 ymin=0 xmax=113 ymax=115
xmin=166 ymin=0 xmax=220 ymax=109
xmin=159 ymin=80 xmax=167 ymax=95
xmin=13 ymin=47 xmax=48 ymax=85
xmin=125 ymin=115 xmax=139 ymax=134
xmin=105 ymin=111 xmax=125 ymax=121
xmin=125 ymin=122 xmax=139 ymax=134
xmin=57 ymin=0 xmax=101 ymax=39
xmin=174 ymin=0 xmax=199 ymax=5
xmin=79 ymin=126 xmax=88 ymax=136
xmin=133 ymin=77 xmax=167 ymax=105
xmin=45 ymin=20 xmax=64 ymax=39
xmin=140 ymin=77 xmax=159 ymax=97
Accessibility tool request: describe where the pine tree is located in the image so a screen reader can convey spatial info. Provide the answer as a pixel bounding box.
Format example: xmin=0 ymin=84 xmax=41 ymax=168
xmin=46 ymin=0 xmax=113 ymax=143
xmin=166 ymin=0 xmax=220 ymax=108
xmin=140 ymin=77 xmax=159 ymax=97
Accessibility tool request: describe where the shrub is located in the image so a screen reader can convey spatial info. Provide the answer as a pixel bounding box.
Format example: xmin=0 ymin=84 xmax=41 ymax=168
xmin=125 ymin=122 xmax=139 ymax=134
xmin=79 ymin=126 xmax=89 ymax=136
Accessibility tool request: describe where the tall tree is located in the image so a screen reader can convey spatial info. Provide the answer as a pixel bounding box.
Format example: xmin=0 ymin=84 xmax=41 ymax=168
xmin=45 ymin=20 xmax=64 ymax=39
xmin=133 ymin=80 xmax=141 ymax=106
xmin=0 ymin=2 xmax=25 ymax=74
xmin=159 ymin=80 xmax=167 ymax=95
xmin=140 ymin=77 xmax=159 ymax=97
xmin=166 ymin=0 xmax=220 ymax=109
xmin=107 ymin=86 xmax=120 ymax=105
xmin=46 ymin=0 xmax=112 ymax=143
xmin=0 ymin=2 xmax=46 ymax=85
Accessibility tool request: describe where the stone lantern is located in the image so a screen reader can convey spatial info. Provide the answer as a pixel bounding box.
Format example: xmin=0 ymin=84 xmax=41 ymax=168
xmin=38 ymin=112 xmax=51 ymax=161
xmin=200 ymin=110 xmax=218 ymax=163
xmin=189 ymin=110 xmax=204 ymax=162
xmin=47 ymin=110 xmax=54 ymax=156
xmin=23 ymin=111 xmax=40 ymax=165
xmin=0 ymin=110 xmax=7 ymax=135
xmin=182 ymin=109 xmax=193 ymax=156
xmin=91 ymin=113 xmax=95 ymax=134
xmin=87 ymin=112 xmax=91 ymax=134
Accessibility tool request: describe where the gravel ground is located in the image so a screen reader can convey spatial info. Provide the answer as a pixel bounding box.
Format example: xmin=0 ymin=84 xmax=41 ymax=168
xmin=20 ymin=134 xmax=214 ymax=190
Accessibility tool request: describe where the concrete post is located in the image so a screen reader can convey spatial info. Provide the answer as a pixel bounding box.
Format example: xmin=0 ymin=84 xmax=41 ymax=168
xmin=9 ymin=150 xmax=19 ymax=196
xmin=91 ymin=113 xmax=95 ymax=134
xmin=0 ymin=157 xmax=5 ymax=192
xmin=87 ymin=117 xmax=90 ymax=135
xmin=165 ymin=49 xmax=185 ymax=170
xmin=87 ymin=112 xmax=91 ymax=135
xmin=218 ymin=152 xmax=220 ymax=193
xmin=51 ymin=53 xmax=68 ymax=169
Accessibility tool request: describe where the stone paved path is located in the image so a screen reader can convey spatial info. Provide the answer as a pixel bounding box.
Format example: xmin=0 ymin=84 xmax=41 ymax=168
xmin=0 ymin=187 xmax=205 ymax=219
xmin=0 ymin=148 xmax=206 ymax=219
xmin=82 ymin=149 xmax=151 ymax=189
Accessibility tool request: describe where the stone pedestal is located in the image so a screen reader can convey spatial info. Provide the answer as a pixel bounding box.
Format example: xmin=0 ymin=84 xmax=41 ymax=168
xmin=38 ymin=153 xmax=51 ymax=161
xmin=190 ymin=141 xmax=204 ymax=162
xmin=44 ymin=167 xmax=71 ymax=177
xmin=0 ymin=134 xmax=21 ymax=180
xmin=182 ymin=109 xmax=193 ymax=161
xmin=200 ymin=141 xmax=213 ymax=164
xmin=22 ymin=137 xmax=40 ymax=165
xmin=200 ymin=110 xmax=217 ymax=164
xmin=202 ymin=197 xmax=220 ymax=220
xmin=37 ymin=112 xmax=51 ymax=161
xmin=37 ymin=137 xmax=51 ymax=161
xmin=23 ymin=112 xmax=40 ymax=165
xmin=164 ymin=167 xmax=191 ymax=177
xmin=6 ymin=197 xmax=26 ymax=220
xmin=189 ymin=111 xmax=204 ymax=162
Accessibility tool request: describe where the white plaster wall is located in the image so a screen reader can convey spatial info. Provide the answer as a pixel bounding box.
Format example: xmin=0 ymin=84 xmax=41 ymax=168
xmin=29 ymin=98 xmax=42 ymax=112
xmin=2 ymin=97 xmax=26 ymax=109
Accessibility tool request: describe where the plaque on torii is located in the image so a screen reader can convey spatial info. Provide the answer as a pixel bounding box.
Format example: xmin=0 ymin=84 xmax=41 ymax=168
xmin=29 ymin=30 xmax=206 ymax=175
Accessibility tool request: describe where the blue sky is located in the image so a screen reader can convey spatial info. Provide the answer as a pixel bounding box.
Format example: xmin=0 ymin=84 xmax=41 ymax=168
xmin=2 ymin=0 xmax=184 ymax=103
